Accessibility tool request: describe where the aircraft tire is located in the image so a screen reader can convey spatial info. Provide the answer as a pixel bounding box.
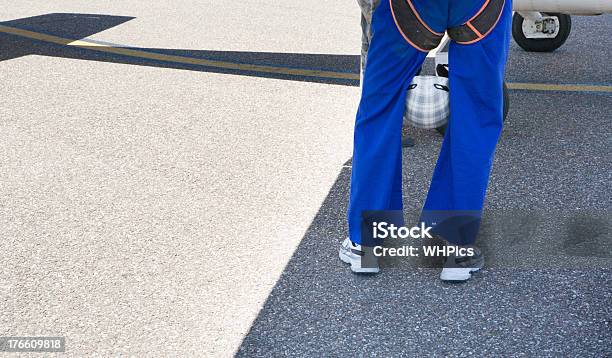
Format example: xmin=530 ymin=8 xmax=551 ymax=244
xmin=512 ymin=12 xmax=572 ymax=52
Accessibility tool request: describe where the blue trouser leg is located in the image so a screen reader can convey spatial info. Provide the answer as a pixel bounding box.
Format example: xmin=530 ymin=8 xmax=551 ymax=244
xmin=348 ymin=0 xmax=427 ymax=246
xmin=421 ymin=0 xmax=513 ymax=245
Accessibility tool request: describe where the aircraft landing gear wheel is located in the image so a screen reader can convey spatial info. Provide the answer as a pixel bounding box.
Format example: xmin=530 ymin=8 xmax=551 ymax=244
xmin=436 ymin=82 xmax=510 ymax=136
xmin=512 ymin=12 xmax=572 ymax=52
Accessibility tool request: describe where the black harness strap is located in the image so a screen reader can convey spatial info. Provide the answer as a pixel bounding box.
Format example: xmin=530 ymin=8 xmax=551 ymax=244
xmin=389 ymin=0 xmax=444 ymax=52
xmin=447 ymin=0 xmax=505 ymax=44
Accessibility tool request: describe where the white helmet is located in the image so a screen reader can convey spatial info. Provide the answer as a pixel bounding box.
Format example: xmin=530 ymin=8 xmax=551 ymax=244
xmin=404 ymin=75 xmax=450 ymax=129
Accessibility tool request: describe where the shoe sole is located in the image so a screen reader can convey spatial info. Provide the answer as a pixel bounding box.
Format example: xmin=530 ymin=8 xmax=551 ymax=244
xmin=440 ymin=260 xmax=484 ymax=282
xmin=339 ymin=250 xmax=380 ymax=274
xmin=339 ymin=250 xmax=352 ymax=264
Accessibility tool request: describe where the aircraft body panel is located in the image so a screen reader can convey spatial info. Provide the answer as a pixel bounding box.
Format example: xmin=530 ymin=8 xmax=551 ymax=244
xmin=514 ymin=0 xmax=612 ymax=14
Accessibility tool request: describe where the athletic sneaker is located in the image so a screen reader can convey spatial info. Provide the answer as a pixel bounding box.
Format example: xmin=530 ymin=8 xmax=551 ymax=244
xmin=440 ymin=246 xmax=484 ymax=282
xmin=339 ymin=238 xmax=380 ymax=274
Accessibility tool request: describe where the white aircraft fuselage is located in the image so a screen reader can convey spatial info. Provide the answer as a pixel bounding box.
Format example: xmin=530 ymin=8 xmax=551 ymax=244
xmin=513 ymin=0 xmax=612 ymax=15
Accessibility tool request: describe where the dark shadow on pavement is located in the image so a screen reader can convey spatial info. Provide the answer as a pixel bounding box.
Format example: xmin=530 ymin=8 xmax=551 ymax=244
xmin=0 ymin=13 xmax=135 ymax=61
xmin=235 ymin=83 xmax=612 ymax=356
xmin=237 ymin=160 xmax=612 ymax=357
xmin=0 ymin=14 xmax=360 ymax=86
xmin=235 ymin=157 xmax=611 ymax=356
xmin=2 ymin=14 xmax=611 ymax=87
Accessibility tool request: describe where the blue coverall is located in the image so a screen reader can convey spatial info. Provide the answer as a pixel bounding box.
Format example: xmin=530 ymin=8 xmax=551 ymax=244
xmin=348 ymin=0 xmax=512 ymax=246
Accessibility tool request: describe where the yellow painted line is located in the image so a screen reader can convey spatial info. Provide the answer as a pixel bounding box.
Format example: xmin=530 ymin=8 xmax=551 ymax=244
xmin=1 ymin=24 xmax=612 ymax=93
xmin=67 ymin=39 xmax=107 ymax=47
xmin=0 ymin=24 xmax=358 ymax=80
xmin=507 ymin=82 xmax=612 ymax=93
xmin=0 ymin=24 xmax=73 ymax=45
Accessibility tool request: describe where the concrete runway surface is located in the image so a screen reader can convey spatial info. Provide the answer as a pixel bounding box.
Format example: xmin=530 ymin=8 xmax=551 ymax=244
xmin=0 ymin=1 xmax=610 ymax=356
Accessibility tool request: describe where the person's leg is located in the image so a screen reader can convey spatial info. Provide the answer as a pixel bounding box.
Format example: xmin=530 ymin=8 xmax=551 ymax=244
xmin=422 ymin=0 xmax=513 ymax=246
xmin=348 ymin=0 xmax=427 ymax=247
xmin=357 ymin=0 xmax=380 ymax=82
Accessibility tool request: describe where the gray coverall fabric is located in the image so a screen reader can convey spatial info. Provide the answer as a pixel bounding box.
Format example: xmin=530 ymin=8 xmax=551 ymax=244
xmin=358 ymin=0 xmax=380 ymax=77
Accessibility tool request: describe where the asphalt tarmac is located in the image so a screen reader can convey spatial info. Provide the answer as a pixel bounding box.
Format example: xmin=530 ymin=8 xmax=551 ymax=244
xmin=0 ymin=1 xmax=610 ymax=356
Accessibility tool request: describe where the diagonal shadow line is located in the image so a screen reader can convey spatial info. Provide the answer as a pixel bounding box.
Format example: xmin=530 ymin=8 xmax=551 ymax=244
xmin=5 ymin=14 xmax=612 ymax=92
xmin=0 ymin=13 xmax=361 ymax=86
xmin=0 ymin=13 xmax=136 ymax=61
xmin=0 ymin=13 xmax=136 ymax=40
xmin=235 ymin=153 xmax=611 ymax=355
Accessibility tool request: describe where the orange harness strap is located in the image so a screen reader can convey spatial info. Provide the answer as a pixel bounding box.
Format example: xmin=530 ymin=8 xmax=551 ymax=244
xmin=389 ymin=0 xmax=444 ymax=52
xmin=447 ymin=0 xmax=505 ymax=44
xmin=390 ymin=0 xmax=505 ymax=51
